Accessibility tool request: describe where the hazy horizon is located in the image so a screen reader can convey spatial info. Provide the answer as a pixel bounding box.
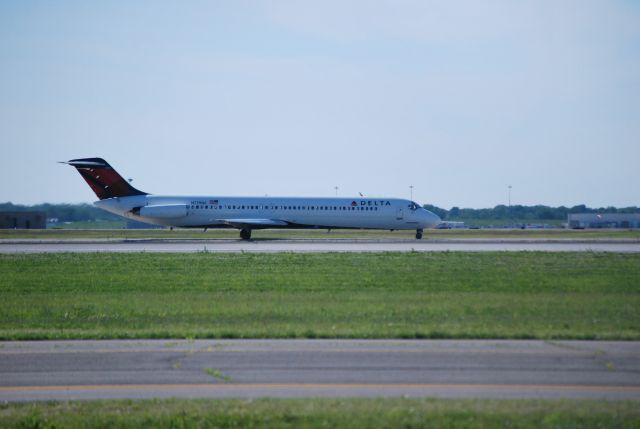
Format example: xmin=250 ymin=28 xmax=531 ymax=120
xmin=1 ymin=1 xmax=638 ymax=208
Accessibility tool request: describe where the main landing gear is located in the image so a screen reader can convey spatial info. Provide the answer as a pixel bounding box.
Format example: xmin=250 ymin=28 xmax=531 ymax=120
xmin=415 ymin=229 xmax=423 ymax=240
xmin=240 ymin=228 xmax=252 ymax=240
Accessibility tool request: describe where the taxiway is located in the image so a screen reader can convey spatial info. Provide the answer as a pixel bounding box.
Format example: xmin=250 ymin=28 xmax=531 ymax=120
xmin=1 ymin=239 xmax=639 ymax=253
xmin=1 ymin=339 xmax=638 ymax=401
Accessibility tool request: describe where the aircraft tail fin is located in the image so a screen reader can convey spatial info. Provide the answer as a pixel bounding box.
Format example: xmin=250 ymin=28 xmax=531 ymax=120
xmin=62 ymin=157 xmax=147 ymax=200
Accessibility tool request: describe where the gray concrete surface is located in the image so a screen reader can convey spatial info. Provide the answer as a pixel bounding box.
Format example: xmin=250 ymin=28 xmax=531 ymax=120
xmin=1 ymin=239 xmax=639 ymax=253
xmin=1 ymin=340 xmax=638 ymax=401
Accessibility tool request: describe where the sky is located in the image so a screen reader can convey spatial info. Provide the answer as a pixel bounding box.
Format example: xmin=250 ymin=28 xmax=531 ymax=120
xmin=1 ymin=1 xmax=638 ymax=209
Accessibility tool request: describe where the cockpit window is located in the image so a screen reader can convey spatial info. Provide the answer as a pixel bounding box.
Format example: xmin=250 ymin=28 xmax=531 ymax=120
xmin=408 ymin=201 xmax=420 ymax=211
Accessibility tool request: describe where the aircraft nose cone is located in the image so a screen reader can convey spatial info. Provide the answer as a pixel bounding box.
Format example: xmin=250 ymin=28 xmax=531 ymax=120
xmin=422 ymin=210 xmax=441 ymax=228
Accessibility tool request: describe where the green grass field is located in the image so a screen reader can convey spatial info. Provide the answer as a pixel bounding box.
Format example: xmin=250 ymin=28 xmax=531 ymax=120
xmin=0 ymin=398 xmax=638 ymax=429
xmin=1 ymin=252 xmax=638 ymax=340
xmin=2 ymin=227 xmax=639 ymax=240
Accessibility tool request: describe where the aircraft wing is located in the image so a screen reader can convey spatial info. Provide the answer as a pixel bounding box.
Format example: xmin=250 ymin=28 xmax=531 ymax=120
xmin=215 ymin=219 xmax=290 ymax=229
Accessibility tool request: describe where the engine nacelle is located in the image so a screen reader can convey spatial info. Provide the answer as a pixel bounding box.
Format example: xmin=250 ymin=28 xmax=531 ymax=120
xmin=138 ymin=204 xmax=187 ymax=219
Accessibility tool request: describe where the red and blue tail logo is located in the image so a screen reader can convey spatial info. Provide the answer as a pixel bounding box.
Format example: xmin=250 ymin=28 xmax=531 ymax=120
xmin=63 ymin=158 xmax=147 ymax=200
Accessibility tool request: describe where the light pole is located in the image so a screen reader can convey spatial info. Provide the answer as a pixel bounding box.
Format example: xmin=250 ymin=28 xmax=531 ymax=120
xmin=409 ymin=185 xmax=414 ymax=201
xmin=334 ymin=186 xmax=339 ymax=197
xmin=508 ymin=185 xmax=513 ymax=226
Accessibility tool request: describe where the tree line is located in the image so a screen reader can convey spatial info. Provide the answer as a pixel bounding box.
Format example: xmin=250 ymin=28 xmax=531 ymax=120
xmin=0 ymin=202 xmax=120 ymax=222
xmin=424 ymin=204 xmax=639 ymax=221
xmin=1 ymin=202 xmax=638 ymax=223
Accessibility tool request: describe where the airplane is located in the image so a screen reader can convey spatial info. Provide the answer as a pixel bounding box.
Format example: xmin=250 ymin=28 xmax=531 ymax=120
xmin=62 ymin=157 xmax=441 ymax=239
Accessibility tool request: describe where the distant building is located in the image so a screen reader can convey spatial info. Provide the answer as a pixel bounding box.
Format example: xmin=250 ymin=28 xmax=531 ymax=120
xmin=568 ymin=213 xmax=640 ymax=229
xmin=436 ymin=221 xmax=466 ymax=229
xmin=0 ymin=211 xmax=47 ymax=229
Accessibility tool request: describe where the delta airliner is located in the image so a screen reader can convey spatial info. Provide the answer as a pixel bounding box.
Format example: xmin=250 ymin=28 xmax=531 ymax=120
xmin=63 ymin=158 xmax=441 ymax=239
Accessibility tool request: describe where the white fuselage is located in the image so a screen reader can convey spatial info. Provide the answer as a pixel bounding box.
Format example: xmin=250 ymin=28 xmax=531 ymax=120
xmin=95 ymin=195 xmax=441 ymax=230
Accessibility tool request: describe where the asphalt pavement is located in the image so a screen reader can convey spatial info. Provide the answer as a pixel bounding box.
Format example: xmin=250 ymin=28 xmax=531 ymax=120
xmin=1 ymin=339 xmax=639 ymax=401
xmin=1 ymin=239 xmax=639 ymax=253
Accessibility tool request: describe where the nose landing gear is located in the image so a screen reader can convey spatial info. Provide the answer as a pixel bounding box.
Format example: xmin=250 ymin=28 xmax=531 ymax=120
xmin=415 ymin=228 xmax=423 ymax=240
xmin=240 ymin=228 xmax=252 ymax=240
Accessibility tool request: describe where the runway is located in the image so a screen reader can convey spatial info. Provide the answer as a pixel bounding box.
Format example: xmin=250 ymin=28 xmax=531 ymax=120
xmin=1 ymin=340 xmax=639 ymax=401
xmin=1 ymin=239 xmax=639 ymax=253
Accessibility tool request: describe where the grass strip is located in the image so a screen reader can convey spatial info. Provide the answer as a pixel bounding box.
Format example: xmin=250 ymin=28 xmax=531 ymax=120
xmin=0 ymin=252 xmax=638 ymax=340
xmin=0 ymin=398 xmax=639 ymax=428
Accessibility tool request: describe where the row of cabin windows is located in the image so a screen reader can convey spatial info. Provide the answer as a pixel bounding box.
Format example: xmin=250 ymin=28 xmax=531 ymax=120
xmin=190 ymin=205 xmax=380 ymax=212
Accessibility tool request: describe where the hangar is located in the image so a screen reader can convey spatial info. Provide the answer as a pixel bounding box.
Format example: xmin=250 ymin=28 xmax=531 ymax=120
xmin=568 ymin=213 xmax=640 ymax=229
xmin=0 ymin=211 xmax=47 ymax=229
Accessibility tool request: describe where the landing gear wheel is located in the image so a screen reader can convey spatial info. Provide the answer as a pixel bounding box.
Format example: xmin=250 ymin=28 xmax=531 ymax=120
xmin=415 ymin=229 xmax=423 ymax=240
xmin=240 ymin=228 xmax=252 ymax=240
